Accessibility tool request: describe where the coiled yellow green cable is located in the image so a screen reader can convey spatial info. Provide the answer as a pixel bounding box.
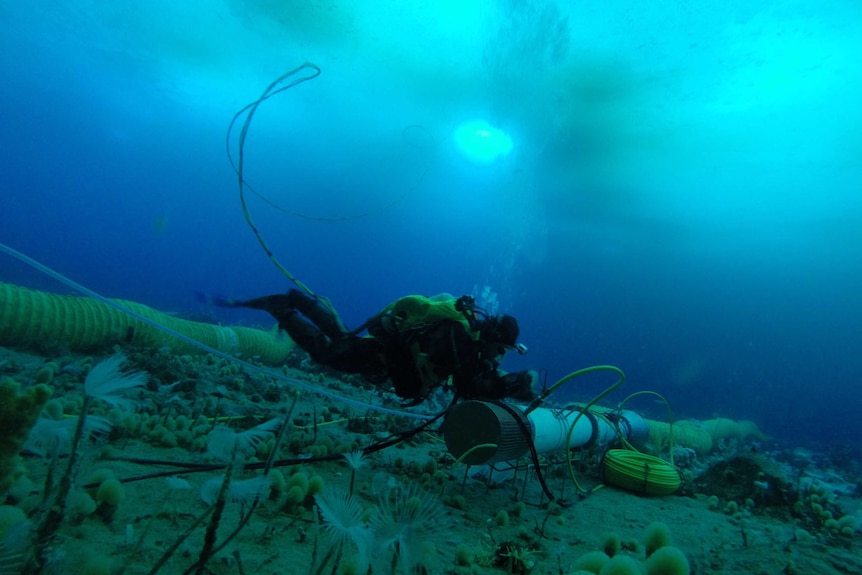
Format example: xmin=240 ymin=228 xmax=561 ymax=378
xmin=543 ymin=367 xmax=681 ymax=496
xmin=601 ymin=391 xmax=681 ymax=494
xmin=601 ymin=449 xmax=681 ymax=495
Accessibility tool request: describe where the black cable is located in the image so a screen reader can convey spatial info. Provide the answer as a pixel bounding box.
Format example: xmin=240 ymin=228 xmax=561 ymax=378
xmin=490 ymin=400 xmax=557 ymax=503
xmin=101 ymin=409 xmax=450 ymax=488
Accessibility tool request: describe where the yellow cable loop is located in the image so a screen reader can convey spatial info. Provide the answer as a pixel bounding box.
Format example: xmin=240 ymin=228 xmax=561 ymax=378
xmin=556 ymin=365 xmax=626 ymax=494
xmin=600 ymin=391 xmax=682 ymax=495
xmin=616 ymin=390 xmax=676 ymax=465
xmin=601 ymin=450 xmax=681 ymax=495
xmin=453 ymin=443 xmax=498 ymax=467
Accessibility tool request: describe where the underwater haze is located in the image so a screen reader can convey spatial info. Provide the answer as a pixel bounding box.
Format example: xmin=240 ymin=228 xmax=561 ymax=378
xmin=2 ymin=1 xmax=862 ymax=448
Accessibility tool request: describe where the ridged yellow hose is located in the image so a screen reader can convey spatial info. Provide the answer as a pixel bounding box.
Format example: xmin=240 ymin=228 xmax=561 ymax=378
xmin=647 ymin=418 xmax=766 ymax=456
xmin=0 ymin=282 xmax=293 ymax=365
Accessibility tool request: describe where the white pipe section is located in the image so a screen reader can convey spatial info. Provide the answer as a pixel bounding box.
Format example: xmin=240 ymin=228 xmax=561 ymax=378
xmin=442 ymin=400 xmax=653 ymax=465
xmin=528 ymin=406 xmax=618 ymax=453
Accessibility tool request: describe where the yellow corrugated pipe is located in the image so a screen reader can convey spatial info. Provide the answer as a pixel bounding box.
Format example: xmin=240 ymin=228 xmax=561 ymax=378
xmin=0 ymin=282 xmax=293 ymax=365
xmin=647 ymin=417 xmax=766 ymax=456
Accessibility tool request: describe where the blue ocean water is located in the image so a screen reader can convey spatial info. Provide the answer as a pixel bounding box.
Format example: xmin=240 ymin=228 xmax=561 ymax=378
xmin=1 ymin=1 xmax=860 ymax=450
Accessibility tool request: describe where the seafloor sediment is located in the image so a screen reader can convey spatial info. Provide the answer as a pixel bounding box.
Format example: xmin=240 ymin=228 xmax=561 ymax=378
xmin=0 ymin=344 xmax=859 ymax=575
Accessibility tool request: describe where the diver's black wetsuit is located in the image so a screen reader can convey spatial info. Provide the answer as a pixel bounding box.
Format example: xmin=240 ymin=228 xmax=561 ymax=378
xmin=233 ymin=290 xmax=534 ymax=405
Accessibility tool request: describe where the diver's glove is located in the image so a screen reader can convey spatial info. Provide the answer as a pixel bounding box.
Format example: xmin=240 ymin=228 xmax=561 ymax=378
xmin=459 ymin=371 xmax=535 ymax=401
xmin=500 ymin=370 xmax=537 ymax=402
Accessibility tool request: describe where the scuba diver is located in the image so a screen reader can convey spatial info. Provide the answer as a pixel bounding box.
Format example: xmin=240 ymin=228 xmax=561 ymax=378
xmin=219 ymin=289 xmax=536 ymax=406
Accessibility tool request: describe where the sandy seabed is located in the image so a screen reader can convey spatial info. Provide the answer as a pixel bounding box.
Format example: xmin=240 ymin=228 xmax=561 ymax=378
xmin=1 ymin=345 xmax=859 ymax=575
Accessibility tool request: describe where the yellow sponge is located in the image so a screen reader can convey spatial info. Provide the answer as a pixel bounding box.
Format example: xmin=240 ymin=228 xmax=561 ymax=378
xmin=0 ymin=378 xmax=52 ymax=494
